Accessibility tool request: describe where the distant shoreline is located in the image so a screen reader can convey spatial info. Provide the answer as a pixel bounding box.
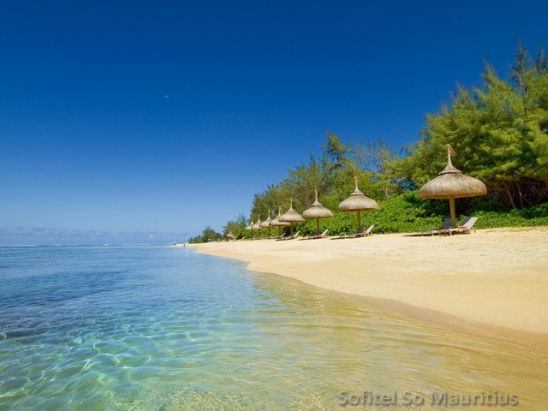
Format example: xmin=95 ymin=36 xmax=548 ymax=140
xmin=192 ymin=227 xmax=548 ymax=346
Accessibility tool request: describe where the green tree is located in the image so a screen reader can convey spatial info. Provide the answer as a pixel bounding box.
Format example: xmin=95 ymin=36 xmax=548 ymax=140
xmin=223 ymin=214 xmax=247 ymax=239
xmin=188 ymin=226 xmax=222 ymax=243
xmin=389 ymin=47 xmax=548 ymax=207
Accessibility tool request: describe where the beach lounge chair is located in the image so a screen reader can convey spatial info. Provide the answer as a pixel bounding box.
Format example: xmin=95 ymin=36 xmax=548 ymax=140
xmin=277 ymin=231 xmax=300 ymax=241
xmin=441 ymin=217 xmax=479 ymax=236
xmin=303 ymin=229 xmax=329 ymax=240
xmin=316 ymin=229 xmax=329 ymax=239
xmin=334 ymin=225 xmax=374 ymax=239
xmin=423 ymin=218 xmax=453 ymax=236
xmin=355 ymin=225 xmax=374 ymax=238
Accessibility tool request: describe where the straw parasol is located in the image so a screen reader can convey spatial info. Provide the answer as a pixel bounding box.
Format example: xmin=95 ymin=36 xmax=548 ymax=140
xmin=226 ymin=231 xmax=236 ymax=241
xmin=270 ymin=206 xmax=291 ymax=227
xmin=418 ymin=144 xmax=487 ymax=226
xmin=279 ymin=198 xmax=305 ymax=234
xmin=260 ymin=210 xmax=273 ymax=236
xmin=302 ymin=188 xmax=333 ymax=234
xmin=260 ymin=210 xmax=272 ymax=228
xmin=245 ymin=217 xmax=253 ymax=230
xmin=338 ymin=176 xmax=380 ymax=233
xmin=270 ymin=205 xmax=290 ymax=236
xmin=251 ymin=216 xmax=262 ymax=230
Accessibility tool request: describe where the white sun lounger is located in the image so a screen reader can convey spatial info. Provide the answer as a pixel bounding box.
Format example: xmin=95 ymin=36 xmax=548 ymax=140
xmin=441 ymin=217 xmax=479 ymax=236
xmin=423 ymin=218 xmax=453 ymax=236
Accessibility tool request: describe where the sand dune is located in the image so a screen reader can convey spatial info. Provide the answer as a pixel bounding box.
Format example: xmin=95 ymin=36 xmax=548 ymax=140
xmin=193 ymin=227 xmax=548 ymax=336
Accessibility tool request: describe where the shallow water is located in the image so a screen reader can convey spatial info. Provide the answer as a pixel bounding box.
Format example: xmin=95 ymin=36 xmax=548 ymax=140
xmin=0 ymin=246 xmax=547 ymax=410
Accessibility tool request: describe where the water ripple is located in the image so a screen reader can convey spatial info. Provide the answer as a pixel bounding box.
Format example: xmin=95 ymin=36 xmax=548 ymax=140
xmin=0 ymin=246 xmax=547 ymax=410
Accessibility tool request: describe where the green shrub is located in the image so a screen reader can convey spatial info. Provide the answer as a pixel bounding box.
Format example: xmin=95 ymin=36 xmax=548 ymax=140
xmin=292 ymin=192 xmax=548 ymax=236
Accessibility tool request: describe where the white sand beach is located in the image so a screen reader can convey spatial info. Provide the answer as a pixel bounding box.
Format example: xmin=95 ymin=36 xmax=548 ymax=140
xmin=192 ymin=227 xmax=548 ymax=338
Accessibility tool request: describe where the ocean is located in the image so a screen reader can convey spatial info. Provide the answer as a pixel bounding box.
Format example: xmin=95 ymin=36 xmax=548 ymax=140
xmin=0 ymin=246 xmax=546 ymax=410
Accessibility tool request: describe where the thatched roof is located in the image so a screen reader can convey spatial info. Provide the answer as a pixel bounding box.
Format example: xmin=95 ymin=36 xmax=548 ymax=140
xmin=270 ymin=206 xmax=291 ymax=227
xmin=338 ymin=176 xmax=380 ymax=212
xmin=303 ymin=189 xmax=334 ymax=219
xmin=226 ymin=231 xmax=236 ymax=239
xmin=260 ymin=212 xmax=272 ymax=228
xmin=418 ymin=145 xmax=487 ymax=200
xmin=280 ymin=198 xmax=305 ymax=223
xmin=251 ymin=217 xmax=262 ymax=230
xmin=245 ymin=218 xmax=253 ymax=230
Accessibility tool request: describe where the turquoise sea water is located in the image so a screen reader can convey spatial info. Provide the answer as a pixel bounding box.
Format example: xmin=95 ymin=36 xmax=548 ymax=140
xmin=0 ymin=246 xmax=547 ymax=410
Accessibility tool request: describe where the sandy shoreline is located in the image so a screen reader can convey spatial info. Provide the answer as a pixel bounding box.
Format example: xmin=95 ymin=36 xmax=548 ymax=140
xmin=191 ymin=227 xmax=548 ymax=339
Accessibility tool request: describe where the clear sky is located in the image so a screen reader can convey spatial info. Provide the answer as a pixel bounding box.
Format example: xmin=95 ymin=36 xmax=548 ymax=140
xmin=1 ymin=0 xmax=546 ymax=238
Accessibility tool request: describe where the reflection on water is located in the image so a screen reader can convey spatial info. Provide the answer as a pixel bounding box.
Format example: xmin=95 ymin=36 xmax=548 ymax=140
xmin=0 ymin=246 xmax=546 ymax=410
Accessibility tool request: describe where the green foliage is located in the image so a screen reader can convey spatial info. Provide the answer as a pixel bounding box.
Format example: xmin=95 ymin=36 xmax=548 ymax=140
xmin=291 ymin=192 xmax=548 ymax=236
xmin=387 ymin=47 xmax=548 ymax=207
xmin=293 ymin=192 xmax=454 ymax=235
xmin=249 ymin=131 xmax=384 ymax=220
xmin=473 ymin=203 xmax=548 ymax=229
xmin=222 ymin=214 xmax=247 ymax=239
xmin=188 ymin=226 xmax=222 ymax=244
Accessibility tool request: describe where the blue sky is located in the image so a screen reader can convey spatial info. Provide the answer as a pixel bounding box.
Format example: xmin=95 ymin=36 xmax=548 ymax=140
xmin=0 ymin=0 xmax=546 ymax=238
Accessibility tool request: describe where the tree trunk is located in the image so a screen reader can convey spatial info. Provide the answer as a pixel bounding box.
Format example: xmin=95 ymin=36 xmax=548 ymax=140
xmin=505 ymin=185 xmax=516 ymax=209
xmin=517 ymin=183 xmax=524 ymax=208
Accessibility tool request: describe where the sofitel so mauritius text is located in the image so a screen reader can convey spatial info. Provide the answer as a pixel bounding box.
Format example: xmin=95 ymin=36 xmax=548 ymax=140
xmin=338 ymin=391 xmax=519 ymax=407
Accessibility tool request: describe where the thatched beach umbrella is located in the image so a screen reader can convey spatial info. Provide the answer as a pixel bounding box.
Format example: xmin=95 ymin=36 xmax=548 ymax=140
xmin=260 ymin=210 xmax=273 ymax=236
xmin=418 ymin=144 xmax=487 ymax=226
xmin=279 ymin=198 xmax=305 ymax=234
xmin=245 ymin=217 xmax=253 ymax=230
xmin=270 ymin=206 xmax=290 ymax=235
xmin=226 ymin=231 xmax=236 ymax=241
xmin=251 ymin=216 xmax=262 ymax=231
xmin=260 ymin=211 xmax=272 ymax=228
xmin=270 ymin=206 xmax=290 ymax=227
xmin=303 ymin=188 xmax=333 ymax=234
xmin=338 ymin=176 xmax=380 ymax=233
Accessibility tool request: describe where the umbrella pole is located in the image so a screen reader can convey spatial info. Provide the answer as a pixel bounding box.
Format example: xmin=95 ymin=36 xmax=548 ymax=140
xmin=289 ymin=224 xmax=293 ymax=236
xmin=356 ymin=210 xmax=362 ymax=233
xmin=316 ymin=218 xmax=320 ymax=235
xmin=449 ymin=198 xmax=457 ymax=226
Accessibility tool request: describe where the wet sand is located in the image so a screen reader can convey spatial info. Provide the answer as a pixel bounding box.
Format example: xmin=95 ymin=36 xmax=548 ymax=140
xmin=191 ymin=227 xmax=548 ymax=340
